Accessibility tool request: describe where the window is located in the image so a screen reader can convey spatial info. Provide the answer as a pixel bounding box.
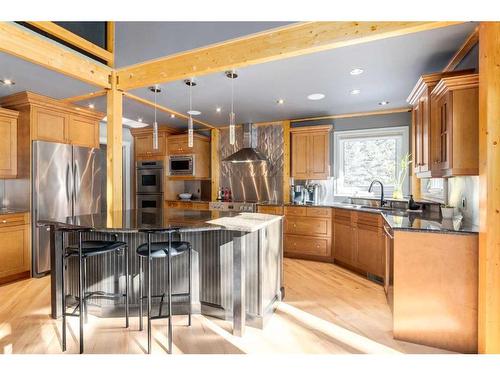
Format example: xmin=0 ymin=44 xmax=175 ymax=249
xmin=333 ymin=126 xmax=409 ymax=197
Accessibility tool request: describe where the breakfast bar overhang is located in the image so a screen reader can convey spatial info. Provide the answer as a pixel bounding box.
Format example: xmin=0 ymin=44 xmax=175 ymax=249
xmin=40 ymin=209 xmax=284 ymax=337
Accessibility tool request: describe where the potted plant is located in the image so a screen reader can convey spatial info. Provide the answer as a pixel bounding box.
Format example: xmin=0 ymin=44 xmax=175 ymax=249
xmin=392 ymin=153 xmax=411 ymax=200
xmin=441 ymin=204 xmax=455 ymax=219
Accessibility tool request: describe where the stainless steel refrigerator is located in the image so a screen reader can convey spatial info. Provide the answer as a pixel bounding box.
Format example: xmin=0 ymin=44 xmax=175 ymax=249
xmin=32 ymin=141 xmax=104 ymax=277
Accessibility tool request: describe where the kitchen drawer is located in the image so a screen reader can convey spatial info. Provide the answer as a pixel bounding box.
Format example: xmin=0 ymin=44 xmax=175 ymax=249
xmin=306 ymin=207 xmax=331 ymax=218
xmin=166 ymin=201 xmax=180 ymax=208
xmin=192 ymin=202 xmax=209 ymax=210
xmin=285 ymin=234 xmax=331 ymax=257
xmin=0 ymin=213 xmax=28 ymax=228
xmin=284 ymin=206 xmax=307 ymax=216
xmin=333 ymin=208 xmax=352 ymax=222
xmin=285 ymin=216 xmax=331 ymax=237
xmin=258 ymin=205 xmax=284 ymax=215
xmin=354 ymin=211 xmax=382 ymax=228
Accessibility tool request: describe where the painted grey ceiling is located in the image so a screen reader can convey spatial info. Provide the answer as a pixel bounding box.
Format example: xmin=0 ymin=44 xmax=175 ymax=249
xmin=0 ymin=52 xmax=99 ymax=99
xmin=114 ymin=22 xmax=292 ymax=67
xmin=128 ymin=22 xmax=478 ymax=127
xmin=0 ymin=22 xmax=477 ymax=131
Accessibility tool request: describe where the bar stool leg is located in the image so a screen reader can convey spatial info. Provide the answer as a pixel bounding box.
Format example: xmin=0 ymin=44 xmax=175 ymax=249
xmin=167 ymin=232 xmax=173 ymax=354
xmin=78 ymin=232 xmax=84 ymax=354
xmin=139 ymin=257 xmax=143 ymax=331
xmin=125 ymin=245 xmax=129 ymax=328
xmin=188 ymin=245 xmax=192 ymax=327
xmin=83 ymin=257 xmax=88 ymax=324
xmin=61 ymin=250 xmax=66 ymax=352
xmin=147 ymin=233 xmax=152 ymax=354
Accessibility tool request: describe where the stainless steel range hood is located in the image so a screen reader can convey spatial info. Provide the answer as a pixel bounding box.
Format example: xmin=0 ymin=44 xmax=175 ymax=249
xmin=222 ymin=123 xmax=268 ymax=163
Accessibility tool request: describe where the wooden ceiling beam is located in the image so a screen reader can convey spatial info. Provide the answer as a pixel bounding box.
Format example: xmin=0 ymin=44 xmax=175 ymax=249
xmin=0 ymin=22 xmax=111 ymax=88
xmin=116 ymin=21 xmax=463 ymax=91
xmin=443 ymin=26 xmax=479 ymax=72
xmin=25 ymin=21 xmax=114 ymax=64
xmin=123 ymin=92 xmax=215 ymax=129
xmin=106 ymin=21 xmax=115 ymax=67
xmin=62 ymin=90 xmax=107 ymax=103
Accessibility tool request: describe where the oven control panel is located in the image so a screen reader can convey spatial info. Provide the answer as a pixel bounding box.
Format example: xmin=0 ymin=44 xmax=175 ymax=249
xmin=209 ymin=201 xmax=257 ymax=212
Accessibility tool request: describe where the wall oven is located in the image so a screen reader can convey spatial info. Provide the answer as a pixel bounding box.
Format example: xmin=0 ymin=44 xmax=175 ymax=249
xmin=136 ymin=195 xmax=163 ymax=226
xmin=169 ymin=155 xmax=195 ymax=176
xmin=136 ymin=160 xmax=163 ymax=194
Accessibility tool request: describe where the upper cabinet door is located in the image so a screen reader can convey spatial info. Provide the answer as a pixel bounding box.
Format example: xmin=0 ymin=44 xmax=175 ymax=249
xmin=68 ymin=115 xmax=99 ymax=148
xmin=308 ymin=132 xmax=330 ymax=180
xmin=33 ymin=107 xmax=69 ymax=143
xmin=291 ymin=132 xmax=309 ymax=179
xmin=0 ymin=113 xmax=18 ymax=178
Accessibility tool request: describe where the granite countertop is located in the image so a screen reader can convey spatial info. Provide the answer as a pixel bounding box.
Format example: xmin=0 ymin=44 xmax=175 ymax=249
xmin=285 ymin=202 xmax=479 ymax=234
xmin=38 ymin=208 xmax=282 ymax=234
xmin=0 ymin=208 xmax=29 ymax=215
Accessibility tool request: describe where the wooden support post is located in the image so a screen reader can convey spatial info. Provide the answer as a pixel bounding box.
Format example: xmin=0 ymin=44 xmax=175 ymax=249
xmin=478 ymin=21 xmax=500 ymax=354
xmin=282 ymin=120 xmax=291 ymax=203
xmin=210 ymin=128 xmax=220 ymax=201
xmin=106 ymin=71 xmax=123 ymax=217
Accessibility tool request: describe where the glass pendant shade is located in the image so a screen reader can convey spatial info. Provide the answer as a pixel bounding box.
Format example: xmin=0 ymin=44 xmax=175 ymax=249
xmin=188 ymin=116 xmax=194 ymax=148
xmin=153 ymin=121 xmax=158 ymax=150
xmin=229 ymin=112 xmax=235 ymax=145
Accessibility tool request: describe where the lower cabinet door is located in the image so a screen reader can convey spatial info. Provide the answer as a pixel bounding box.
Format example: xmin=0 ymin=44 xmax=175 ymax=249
xmin=0 ymin=224 xmax=30 ymax=280
xmin=354 ymin=224 xmax=385 ymax=278
xmin=285 ymin=235 xmax=331 ymax=257
xmin=333 ymin=219 xmax=354 ymax=265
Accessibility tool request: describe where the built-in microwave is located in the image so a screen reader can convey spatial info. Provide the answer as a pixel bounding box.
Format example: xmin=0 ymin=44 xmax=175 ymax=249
xmin=169 ymin=155 xmax=195 ymax=176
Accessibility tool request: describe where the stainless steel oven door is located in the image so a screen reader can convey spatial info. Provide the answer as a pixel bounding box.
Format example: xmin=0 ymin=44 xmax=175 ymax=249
xmin=136 ymin=194 xmax=163 ymax=226
xmin=137 ymin=168 xmax=163 ymax=194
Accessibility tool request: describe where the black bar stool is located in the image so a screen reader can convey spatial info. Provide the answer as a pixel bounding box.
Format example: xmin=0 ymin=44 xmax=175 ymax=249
xmin=136 ymin=228 xmax=192 ymax=354
xmin=60 ymin=228 xmax=129 ymax=354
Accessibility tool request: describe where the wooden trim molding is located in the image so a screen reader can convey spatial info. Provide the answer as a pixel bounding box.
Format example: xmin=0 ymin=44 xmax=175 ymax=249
xmin=0 ymin=22 xmax=111 ymax=88
xmin=291 ymin=107 xmax=411 ymax=123
xmin=116 ymin=21 xmax=462 ymax=91
xmin=25 ymin=21 xmax=114 ymax=64
xmin=62 ymin=90 xmax=107 ymax=104
xmin=282 ymin=120 xmax=291 ymax=203
xmin=443 ymin=26 xmax=479 ymax=72
xmin=289 ymin=125 xmax=333 ymax=133
xmin=123 ymin=92 xmax=215 ymax=129
xmin=478 ymin=21 xmax=500 ymax=354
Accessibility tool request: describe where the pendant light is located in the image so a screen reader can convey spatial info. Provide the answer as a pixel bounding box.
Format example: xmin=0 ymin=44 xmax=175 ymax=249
xmin=184 ymin=78 xmax=197 ymax=148
xmin=225 ymin=70 xmax=238 ymax=145
xmin=148 ymin=84 xmax=161 ymax=150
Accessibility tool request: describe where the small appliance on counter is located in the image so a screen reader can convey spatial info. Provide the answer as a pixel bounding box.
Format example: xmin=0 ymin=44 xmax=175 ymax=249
xmin=291 ymin=183 xmax=321 ymax=205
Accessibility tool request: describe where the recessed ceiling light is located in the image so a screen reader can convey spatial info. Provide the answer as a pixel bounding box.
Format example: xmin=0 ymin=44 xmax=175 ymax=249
xmin=88 ymin=103 xmax=95 ymax=109
xmin=307 ymin=93 xmax=325 ymax=101
xmin=170 ymin=114 xmax=175 ymax=118
xmin=138 ymin=118 xmax=143 ymax=123
xmin=277 ymin=99 xmax=285 ymax=105
xmin=350 ymin=68 xmax=364 ymax=76
xmin=350 ymin=89 xmax=361 ymax=95
xmin=187 ymin=110 xmax=201 ymax=116
xmin=378 ymin=101 xmax=390 ymax=106
xmin=0 ymin=79 xmax=15 ymax=86
xmin=216 ymin=107 xmax=222 ymax=113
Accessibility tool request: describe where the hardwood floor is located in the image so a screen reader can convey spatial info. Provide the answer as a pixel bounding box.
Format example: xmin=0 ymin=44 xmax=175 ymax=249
xmin=0 ymin=258 xmax=451 ymax=354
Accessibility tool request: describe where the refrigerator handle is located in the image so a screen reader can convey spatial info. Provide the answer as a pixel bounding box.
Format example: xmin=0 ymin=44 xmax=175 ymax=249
xmin=65 ymin=163 xmax=71 ymax=203
xmin=74 ymin=161 xmax=80 ymax=208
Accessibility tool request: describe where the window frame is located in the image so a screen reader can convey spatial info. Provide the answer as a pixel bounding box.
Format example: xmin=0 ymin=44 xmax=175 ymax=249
xmin=333 ymin=126 xmax=410 ymax=198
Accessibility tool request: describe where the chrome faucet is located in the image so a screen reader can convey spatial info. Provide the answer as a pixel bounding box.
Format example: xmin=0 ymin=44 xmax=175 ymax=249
xmin=368 ymin=180 xmax=386 ymax=207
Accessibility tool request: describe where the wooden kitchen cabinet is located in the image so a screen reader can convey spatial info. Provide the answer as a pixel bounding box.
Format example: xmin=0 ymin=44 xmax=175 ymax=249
xmin=257 ymin=205 xmax=284 ymax=215
xmin=133 ymin=131 xmax=167 ymax=159
xmin=167 ymin=133 xmax=211 ymax=179
xmin=0 ymin=108 xmax=19 ymax=178
xmin=407 ymin=69 xmax=474 ymax=178
xmin=165 ymin=200 xmax=209 ymax=210
xmin=284 ymin=205 xmax=332 ymax=261
xmin=430 ymin=74 xmax=479 ymax=177
xmin=290 ymin=125 xmax=331 ymax=180
xmin=68 ymin=115 xmax=99 ymax=148
xmin=0 ymin=212 xmax=30 ymax=285
xmin=332 ymin=208 xmax=385 ymax=280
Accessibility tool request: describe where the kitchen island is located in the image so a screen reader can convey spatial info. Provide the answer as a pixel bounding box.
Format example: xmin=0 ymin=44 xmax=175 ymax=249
xmin=40 ymin=209 xmax=284 ymax=337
